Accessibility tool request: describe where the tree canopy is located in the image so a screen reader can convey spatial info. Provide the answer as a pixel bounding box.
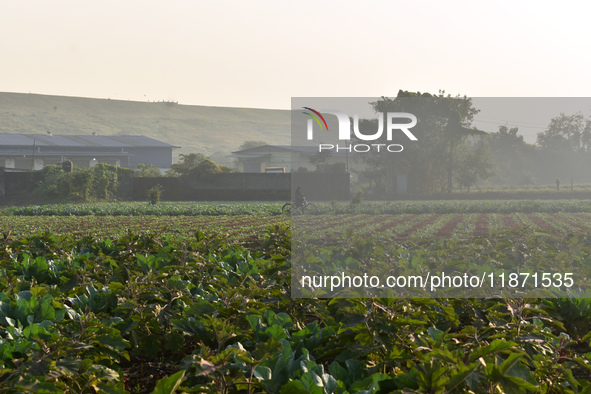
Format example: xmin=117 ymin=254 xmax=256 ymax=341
xmin=536 ymin=112 xmax=591 ymax=152
xmin=237 ymin=140 xmax=268 ymax=151
xmin=358 ymin=90 xmax=487 ymax=194
xmin=168 ymin=153 xmax=232 ymax=177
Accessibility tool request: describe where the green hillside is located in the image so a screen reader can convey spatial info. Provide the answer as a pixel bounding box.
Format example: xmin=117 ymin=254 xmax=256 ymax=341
xmin=0 ymin=92 xmax=290 ymax=166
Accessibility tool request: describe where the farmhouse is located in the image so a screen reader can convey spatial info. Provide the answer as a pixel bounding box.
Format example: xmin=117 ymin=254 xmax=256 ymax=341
xmin=0 ymin=134 xmax=179 ymax=170
xmin=229 ymin=144 xmax=413 ymax=194
xmin=229 ymin=144 xmax=350 ymax=173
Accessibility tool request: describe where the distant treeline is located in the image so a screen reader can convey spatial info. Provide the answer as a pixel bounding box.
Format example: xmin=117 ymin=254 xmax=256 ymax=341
xmin=352 ymin=92 xmax=591 ymax=195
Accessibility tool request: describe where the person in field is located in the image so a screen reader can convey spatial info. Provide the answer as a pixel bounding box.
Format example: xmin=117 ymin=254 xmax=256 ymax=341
xmin=294 ymin=186 xmax=306 ymax=210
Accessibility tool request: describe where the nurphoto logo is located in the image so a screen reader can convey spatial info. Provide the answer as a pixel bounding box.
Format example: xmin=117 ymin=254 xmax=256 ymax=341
xmin=302 ymin=107 xmax=418 ymax=153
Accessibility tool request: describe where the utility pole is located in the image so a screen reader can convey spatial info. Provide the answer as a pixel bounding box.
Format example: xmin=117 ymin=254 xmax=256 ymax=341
xmin=345 ymin=139 xmax=349 ymax=173
xmin=448 ymin=140 xmax=453 ymax=193
xmin=31 ymin=139 xmax=36 ymax=171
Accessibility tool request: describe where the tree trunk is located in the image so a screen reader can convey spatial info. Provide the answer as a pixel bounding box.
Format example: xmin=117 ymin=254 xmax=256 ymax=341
xmin=447 ymin=142 xmax=453 ymax=193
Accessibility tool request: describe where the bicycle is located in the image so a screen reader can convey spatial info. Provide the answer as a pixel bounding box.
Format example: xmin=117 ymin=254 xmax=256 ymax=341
xmin=281 ymin=200 xmax=319 ymax=215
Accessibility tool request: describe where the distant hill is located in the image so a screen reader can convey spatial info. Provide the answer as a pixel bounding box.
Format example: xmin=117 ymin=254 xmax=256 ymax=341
xmin=0 ymin=92 xmax=290 ymax=166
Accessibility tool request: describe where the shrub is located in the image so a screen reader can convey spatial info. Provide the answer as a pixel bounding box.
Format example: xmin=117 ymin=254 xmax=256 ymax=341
xmin=136 ymin=163 xmax=161 ymax=177
xmin=147 ymin=185 xmax=163 ymax=205
xmin=71 ymin=171 xmax=94 ymax=201
xmin=351 ymin=190 xmax=363 ymax=205
xmin=34 ymin=163 xmax=132 ymax=202
xmin=91 ymin=163 xmax=123 ymax=199
xmin=185 ymin=158 xmax=232 ymax=180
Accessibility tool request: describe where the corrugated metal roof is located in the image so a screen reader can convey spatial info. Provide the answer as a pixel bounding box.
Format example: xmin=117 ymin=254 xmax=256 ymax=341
xmin=72 ymin=136 xmax=132 ymax=147
xmin=114 ymin=136 xmax=177 ymax=147
xmin=0 ymin=135 xmax=38 ymax=145
xmin=31 ymin=136 xmax=85 ymax=146
xmin=226 ymin=153 xmax=267 ymax=158
xmin=0 ymin=151 xmax=132 ymax=157
xmin=0 ymin=134 xmax=179 ymax=148
xmin=231 ymin=145 xmax=294 ymax=154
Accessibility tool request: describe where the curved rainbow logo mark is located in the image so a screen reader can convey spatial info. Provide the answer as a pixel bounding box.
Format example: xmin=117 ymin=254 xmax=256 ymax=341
xmin=302 ymin=107 xmax=329 ymax=132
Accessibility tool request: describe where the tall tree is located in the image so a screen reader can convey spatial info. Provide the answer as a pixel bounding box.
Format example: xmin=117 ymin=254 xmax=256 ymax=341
xmin=360 ymin=90 xmax=483 ymax=194
xmin=534 ymin=112 xmax=591 ymax=184
xmin=442 ymin=109 xmax=487 ymax=192
xmin=454 ymin=141 xmax=495 ymax=191
xmin=536 ymin=113 xmax=586 ymax=152
xmin=488 ymin=126 xmax=537 ymax=187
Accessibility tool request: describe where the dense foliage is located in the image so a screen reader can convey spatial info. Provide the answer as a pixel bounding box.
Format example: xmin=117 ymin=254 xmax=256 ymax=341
xmin=167 ymin=154 xmax=232 ymax=178
xmin=0 ymin=215 xmax=287 ymax=241
xmin=0 ymin=224 xmax=591 ymax=392
xmin=4 ymin=202 xmax=283 ymax=217
xmin=35 ymin=164 xmax=134 ymax=201
xmin=2 ymin=200 xmax=591 ymax=392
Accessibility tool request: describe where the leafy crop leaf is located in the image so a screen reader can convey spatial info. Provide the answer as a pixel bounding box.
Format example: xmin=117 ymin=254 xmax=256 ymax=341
xmin=469 ymin=340 xmax=517 ymax=361
xmin=151 ymin=370 xmax=186 ymax=394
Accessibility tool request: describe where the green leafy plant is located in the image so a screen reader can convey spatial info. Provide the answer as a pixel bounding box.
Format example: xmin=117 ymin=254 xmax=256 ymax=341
xmin=0 ymin=210 xmax=590 ymax=392
xmin=147 ymin=185 xmax=164 ymax=205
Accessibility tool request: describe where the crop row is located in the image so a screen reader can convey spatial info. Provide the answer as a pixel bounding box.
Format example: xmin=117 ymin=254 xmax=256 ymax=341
xmin=3 ymin=213 xmax=591 ymax=243
xmin=337 ymin=199 xmax=591 ymax=214
xmin=6 ymin=198 xmax=591 ymax=216
xmin=3 ymin=202 xmax=284 ymax=216
xmin=293 ymin=212 xmax=591 ymax=241
xmin=0 ymin=215 xmax=288 ymax=242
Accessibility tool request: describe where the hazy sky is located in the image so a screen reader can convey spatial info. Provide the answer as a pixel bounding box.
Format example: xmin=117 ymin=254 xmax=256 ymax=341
xmin=2 ymin=0 xmax=591 ymax=114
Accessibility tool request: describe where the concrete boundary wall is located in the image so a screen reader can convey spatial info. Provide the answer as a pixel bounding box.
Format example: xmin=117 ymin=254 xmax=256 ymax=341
xmin=0 ymin=170 xmax=350 ymax=201
xmin=132 ymin=173 xmax=350 ymax=201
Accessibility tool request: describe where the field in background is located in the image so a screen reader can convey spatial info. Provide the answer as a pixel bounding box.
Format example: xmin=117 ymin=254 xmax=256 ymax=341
xmin=296 ymin=212 xmax=591 ymax=240
xmin=4 ymin=200 xmax=591 ymax=242
xmin=0 ymin=215 xmax=287 ymax=241
xmin=2 ymin=212 xmax=591 ymax=242
xmin=5 ymin=198 xmax=591 ymax=216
